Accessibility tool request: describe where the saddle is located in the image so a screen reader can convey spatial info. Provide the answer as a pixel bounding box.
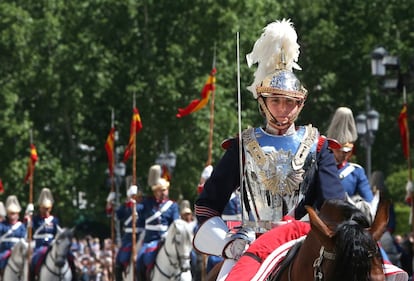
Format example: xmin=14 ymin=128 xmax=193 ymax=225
xmin=268 ymin=240 xmax=303 ymax=281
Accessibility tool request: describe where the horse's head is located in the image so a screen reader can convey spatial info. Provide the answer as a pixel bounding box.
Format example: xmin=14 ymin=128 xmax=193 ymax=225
xmin=165 ymin=219 xmax=194 ymax=272
xmin=306 ymin=196 xmax=389 ymax=281
xmin=10 ymin=238 xmax=28 ymax=267
xmin=52 ymin=228 xmax=74 ymax=268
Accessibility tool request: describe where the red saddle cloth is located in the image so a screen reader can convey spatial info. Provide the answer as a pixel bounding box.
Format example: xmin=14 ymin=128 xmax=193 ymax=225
xmin=226 ymin=217 xmax=310 ymax=281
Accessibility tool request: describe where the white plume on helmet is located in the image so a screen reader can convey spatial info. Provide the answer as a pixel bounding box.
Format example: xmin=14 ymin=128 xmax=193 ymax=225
xmin=147 ymin=164 xmax=170 ymax=191
xmin=246 ymin=19 xmax=302 ymax=98
xmin=6 ymin=195 xmax=21 ymax=213
xmin=327 ymin=107 xmax=358 ymax=151
xmin=38 ymin=188 xmax=54 ymax=208
xmin=147 ymin=164 xmax=162 ymax=187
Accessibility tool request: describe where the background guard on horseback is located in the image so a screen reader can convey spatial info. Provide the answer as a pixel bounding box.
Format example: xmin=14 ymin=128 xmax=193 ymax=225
xmin=193 ymin=19 xmax=347 ymax=280
xmin=105 ymin=183 xmax=144 ymax=281
xmin=0 ymin=195 xmax=27 ymax=278
xmin=29 ymin=187 xmax=76 ymax=281
xmin=135 ymin=164 xmax=179 ymax=281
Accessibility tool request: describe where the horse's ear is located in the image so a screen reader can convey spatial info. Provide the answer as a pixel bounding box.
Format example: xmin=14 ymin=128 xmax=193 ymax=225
xmin=369 ymin=193 xmax=390 ymax=241
xmin=305 ymin=205 xmax=335 ymax=238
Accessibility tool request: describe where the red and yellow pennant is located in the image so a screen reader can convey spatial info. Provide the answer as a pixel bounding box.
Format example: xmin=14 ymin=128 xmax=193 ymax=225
xmin=123 ymin=107 xmax=143 ymax=163
xmin=105 ymin=127 xmax=115 ymax=176
xmin=176 ymin=67 xmax=216 ymax=118
xmin=161 ymin=164 xmax=171 ymax=182
xmin=0 ymin=178 xmax=4 ymax=194
xmin=24 ymin=144 xmax=38 ymax=183
xmin=398 ymin=104 xmax=410 ymax=159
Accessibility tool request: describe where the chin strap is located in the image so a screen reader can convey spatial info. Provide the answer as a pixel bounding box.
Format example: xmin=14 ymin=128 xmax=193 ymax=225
xmin=257 ymin=96 xmax=305 ymax=132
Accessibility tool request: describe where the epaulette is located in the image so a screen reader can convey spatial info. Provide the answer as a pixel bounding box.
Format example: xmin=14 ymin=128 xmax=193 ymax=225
xmin=326 ymin=137 xmax=341 ymax=150
xmin=221 ymin=137 xmax=238 ymax=150
xmin=317 ymin=136 xmax=326 ymax=152
xmin=318 ymin=135 xmax=341 ymax=152
xmin=349 ymin=162 xmax=363 ymax=169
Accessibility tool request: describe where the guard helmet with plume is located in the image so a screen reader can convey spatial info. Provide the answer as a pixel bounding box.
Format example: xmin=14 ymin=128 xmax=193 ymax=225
xmin=327 ymin=107 xmax=358 ymax=152
xmin=246 ymin=19 xmax=307 ymax=130
xmin=148 ymin=164 xmax=170 ymax=191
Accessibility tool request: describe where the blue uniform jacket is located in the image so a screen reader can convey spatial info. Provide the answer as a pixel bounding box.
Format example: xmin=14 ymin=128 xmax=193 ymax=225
xmin=339 ymin=162 xmax=373 ymax=202
xmin=137 ymin=197 xmax=179 ymax=243
xmin=32 ymin=215 xmax=60 ymax=248
xmin=0 ymin=220 xmax=26 ymax=251
xmin=116 ymin=200 xmax=142 ymax=244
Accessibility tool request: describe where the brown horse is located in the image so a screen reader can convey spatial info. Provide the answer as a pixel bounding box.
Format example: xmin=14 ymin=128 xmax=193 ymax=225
xmin=206 ymin=197 xmax=390 ymax=281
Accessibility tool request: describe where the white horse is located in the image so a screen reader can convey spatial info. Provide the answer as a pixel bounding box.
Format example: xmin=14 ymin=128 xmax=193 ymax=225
xmin=38 ymin=228 xmax=73 ymax=281
xmin=2 ymin=238 xmax=28 ymax=281
xmin=150 ymin=219 xmax=194 ymax=281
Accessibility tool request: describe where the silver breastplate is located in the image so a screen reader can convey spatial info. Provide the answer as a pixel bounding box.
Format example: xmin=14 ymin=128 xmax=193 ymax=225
xmin=242 ymin=126 xmax=317 ymax=230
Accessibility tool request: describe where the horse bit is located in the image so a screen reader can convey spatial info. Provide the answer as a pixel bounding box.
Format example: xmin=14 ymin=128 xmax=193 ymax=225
xmin=312 ymin=246 xmax=336 ymax=281
xmin=154 ymin=225 xmax=191 ymax=280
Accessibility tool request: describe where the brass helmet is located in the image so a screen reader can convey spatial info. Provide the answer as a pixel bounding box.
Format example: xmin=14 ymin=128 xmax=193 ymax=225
xmin=38 ymin=188 xmax=54 ymax=208
xmin=6 ymin=195 xmax=21 ymax=213
xmin=327 ymin=107 xmax=358 ymax=152
xmin=151 ymin=178 xmax=170 ymax=191
xmin=246 ymin=19 xmax=307 ymax=130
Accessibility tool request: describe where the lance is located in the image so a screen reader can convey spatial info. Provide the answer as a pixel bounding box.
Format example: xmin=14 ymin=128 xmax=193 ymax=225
xmin=201 ymin=48 xmax=217 ymax=281
xmin=402 ymin=87 xmax=413 ymax=232
xmin=131 ymin=94 xmax=138 ymax=281
xmin=206 ymin=45 xmax=217 ymax=167
xmin=109 ymin=109 xmax=116 ymax=281
xmin=236 ymin=32 xmax=245 ymax=225
xmin=27 ymin=130 xmax=34 ymax=281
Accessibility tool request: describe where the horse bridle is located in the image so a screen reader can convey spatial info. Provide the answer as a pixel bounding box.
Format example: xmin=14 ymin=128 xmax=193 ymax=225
xmin=154 ymin=224 xmax=192 ymax=280
xmin=312 ymin=246 xmax=336 ymax=281
xmin=43 ymin=237 xmax=71 ymax=278
xmin=287 ymin=246 xmax=336 ymax=281
xmin=6 ymin=249 xmax=25 ymax=279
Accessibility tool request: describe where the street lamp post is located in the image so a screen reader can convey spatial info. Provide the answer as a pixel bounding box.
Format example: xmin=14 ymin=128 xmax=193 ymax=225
xmin=356 ymin=99 xmax=380 ymax=180
xmin=355 ymin=48 xmax=384 ymax=180
xmin=113 ymin=147 xmax=126 ymax=247
xmin=155 ymin=135 xmax=177 ymax=177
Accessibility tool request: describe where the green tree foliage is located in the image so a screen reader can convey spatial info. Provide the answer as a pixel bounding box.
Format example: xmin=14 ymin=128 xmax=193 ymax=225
xmin=0 ymin=0 xmax=413 ymax=231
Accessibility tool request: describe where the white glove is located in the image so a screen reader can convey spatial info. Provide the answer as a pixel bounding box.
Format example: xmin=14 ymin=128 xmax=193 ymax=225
xmin=106 ymin=192 xmax=116 ymax=203
xmin=224 ymin=227 xmax=255 ymax=260
xmin=201 ymin=165 xmax=213 ymax=180
xmin=406 ymin=181 xmax=413 ymax=193
xmin=25 ymin=203 xmax=34 ymax=215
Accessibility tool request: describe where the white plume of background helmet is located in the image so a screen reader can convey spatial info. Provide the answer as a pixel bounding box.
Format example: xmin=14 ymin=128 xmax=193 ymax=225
xmin=6 ymin=195 xmax=22 ymax=213
xmin=147 ymin=164 xmax=170 ymax=191
xmin=327 ymin=107 xmax=358 ymax=152
xmin=38 ymin=187 xmax=54 ymax=208
xmin=147 ymin=164 xmax=162 ymax=187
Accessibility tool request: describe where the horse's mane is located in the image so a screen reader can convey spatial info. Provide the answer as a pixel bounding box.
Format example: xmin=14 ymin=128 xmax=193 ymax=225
xmin=57 ymin=228 xmax=74 ymax=240
xmin=332 ymin=201 xmax=379 ymax=281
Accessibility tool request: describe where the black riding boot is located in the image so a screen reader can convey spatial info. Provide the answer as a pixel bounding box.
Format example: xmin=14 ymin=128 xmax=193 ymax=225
xmin=115 ymin=264 xmax=123 ymax=281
